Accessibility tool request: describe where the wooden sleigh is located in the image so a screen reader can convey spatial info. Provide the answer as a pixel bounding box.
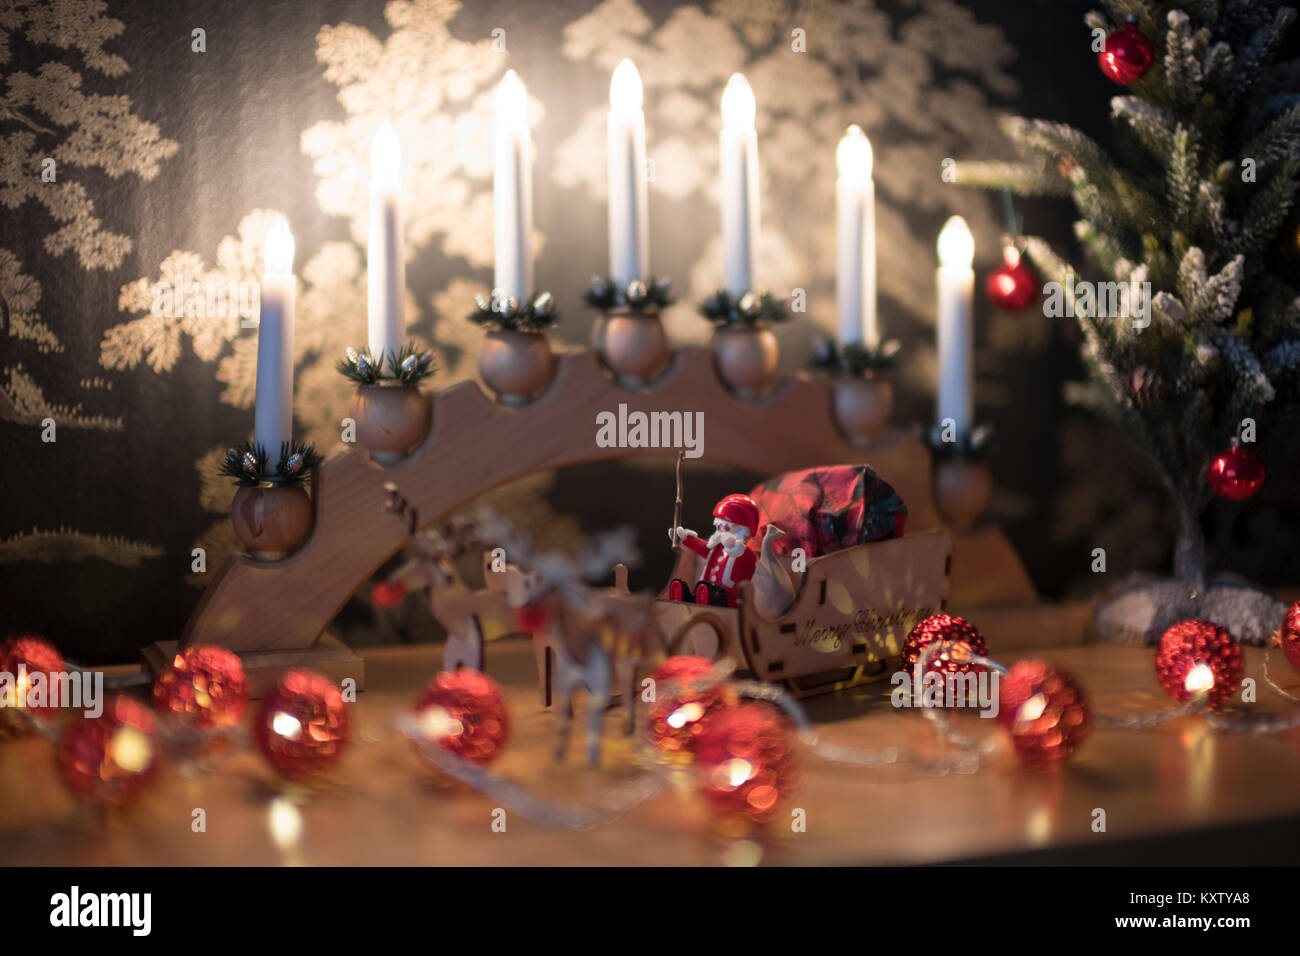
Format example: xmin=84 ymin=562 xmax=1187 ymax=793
xmin=531 ymin=527 xmax=952 ymax=705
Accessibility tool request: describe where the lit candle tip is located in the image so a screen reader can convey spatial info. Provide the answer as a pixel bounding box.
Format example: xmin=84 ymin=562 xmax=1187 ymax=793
xmin=937 ymin=215 xmax=974 ymax=271
xmin=721 ymin=73 xmax=756 ymax=129
xmin=610 ymin=59 xmax=643 ymax=111
xmin=264 ymin=217 xmax=295 ymax=275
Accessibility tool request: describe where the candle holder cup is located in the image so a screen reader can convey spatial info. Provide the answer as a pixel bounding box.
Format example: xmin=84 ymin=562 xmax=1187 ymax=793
xmin=921 ymin=423 xmax=996 ymax=532
xmin=700 ymin=289 xmax=790 ymax=400
xmin=813 ymin=338 xmax=900 ymax=447
xmin=337 ymin=343 xmax=437 ymax=463
xmin=469 ymin=292 xmax=560 ymax=407
xmin=349 ymin=384 xmax=432 ymax=464
xmin=586 ymin=276 xmax=674 ymax=387
xmin=218 ymin=439 xmax=323 ymax=561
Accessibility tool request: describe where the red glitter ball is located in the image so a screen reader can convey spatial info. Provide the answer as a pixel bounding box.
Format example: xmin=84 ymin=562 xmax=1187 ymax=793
xmin=996 ymin=659 xmax=1091 ymax=764
xmin=0 ymin=634 xmax=66 ymax=723
xmin=412 ymin=668 xmax=510 ymax=764
xmin=1097 ymin=21 xmax=1154 ymax=84
xmin=1207 ymin=445 xmax=1265 ymax=501
xmin=57 ymin=694 xmax=160 ymax=806
xmin=1154 ymin=620 xmax=1243 ymax=710
xmin=1281 ymin=601 xmax=1300 ymax=672
xmin=644 ymin=655 xmax=738 ymax=755
xmin=254 ymin=669 xmax=350 ymax=780
xmin=692 ymin=701 xmax=801 ymax=823
xmin=152 ymin=645 xmax=248 ymax=730
xmin=900 ymin=614 xmax=989 ymax=679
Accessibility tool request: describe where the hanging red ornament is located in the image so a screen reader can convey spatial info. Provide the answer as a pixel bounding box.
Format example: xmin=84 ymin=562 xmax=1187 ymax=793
xmin=900 ymin=613 xmax=989 ymax=679
xmin=1155 ymin=620 xmax=1243 ymax=710
xmin=1207 ymin=443 xmax=1265 ymax=500
xmin=644 ymin=655 xmax=738 ymax=755
xmin=1098 ymin=17 xmax=1154 ymax=84
xmin=57 ymin=694 xmax=160 ymax=806
xmin=254 ymin=669 xmax=350 ymax=780
xmin=152 ymin=645 xmax=249 ymax=730
xmin=692 ymin=701 xmax=800 ymax=823
xmin=986 ymin=243 xmax=1038 ymax=311
xmin=1280 ymin=601 xmax=1300 ymax=672
xmin=0 ymin=635 xmax=66 ymax=726
xmin=996 ymin=659 xmax=1091 ymax=764
xmin=411 ymin=668 xmax=510 ymax=765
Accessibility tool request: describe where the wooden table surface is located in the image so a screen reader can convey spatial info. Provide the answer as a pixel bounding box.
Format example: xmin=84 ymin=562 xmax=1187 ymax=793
xmin=4 ymin=603 xmax=1300 ymax=867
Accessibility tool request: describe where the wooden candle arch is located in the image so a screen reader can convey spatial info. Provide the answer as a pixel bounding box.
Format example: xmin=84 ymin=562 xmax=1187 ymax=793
xmin=167 ymin=347 xmax=1035 ymax=685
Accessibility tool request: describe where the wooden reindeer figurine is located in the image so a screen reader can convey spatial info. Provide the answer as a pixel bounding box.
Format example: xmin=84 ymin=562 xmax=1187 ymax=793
xmin=507 ymin=530 xmax=666 ymax=768
xmin=373 ymin=484 xmax=533 ymax=672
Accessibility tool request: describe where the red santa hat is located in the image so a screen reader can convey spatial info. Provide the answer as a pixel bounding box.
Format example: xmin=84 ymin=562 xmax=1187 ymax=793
xmin=713 ymin=494 xmax=761 ymax=537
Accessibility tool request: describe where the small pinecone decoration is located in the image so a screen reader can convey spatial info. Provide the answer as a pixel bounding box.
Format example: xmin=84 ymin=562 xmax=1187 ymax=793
xmin=1128 ymin=366 xmax=1162 ymax=407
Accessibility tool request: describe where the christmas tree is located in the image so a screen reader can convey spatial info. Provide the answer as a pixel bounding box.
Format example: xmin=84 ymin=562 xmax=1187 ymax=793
xmin=959 ymin=0 xmax=1300 ymax=640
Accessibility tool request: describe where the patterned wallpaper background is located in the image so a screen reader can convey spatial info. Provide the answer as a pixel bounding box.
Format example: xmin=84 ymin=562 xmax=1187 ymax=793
xmin=3 ymin=0 xmax=1296 ymax=662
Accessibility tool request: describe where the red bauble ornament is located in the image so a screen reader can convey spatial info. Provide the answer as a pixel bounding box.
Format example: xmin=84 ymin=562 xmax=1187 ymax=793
xmin=644 ymin=655 xmax=738 ymax=755
xmin=0 ymin=634 xmax=66 ymax=724
xmin=986 ymin=246 xmax=1038 ymax=311
xmin=1279 ymin=601 xmax=1300 ymax=672
xmin=152 ymin=645 xmax=248 ymax=730
xmin=900 ymin=614 xmax=989 ymax=679
xmin=1207 ymin=444 xmax=1265 ymax=500
xmin=1098 ymin=19 xmax=1154 ymax=84
xmin=57 ymin=694 xmax=160 ymax=805
xmin=997 ymin=659 xmax=1091 ymax=764
xmin=412 ymin=668 xmax=510 ymax=765
xmin=254 ymin=669 xmax=350 ymax=779
xmin=371 ymin=580 xmax=406 ymax=608
xmin=1155 ymin=620 xmax=1243 ymax=710
xmin=692 ymin=701 xmax=800 ymax=823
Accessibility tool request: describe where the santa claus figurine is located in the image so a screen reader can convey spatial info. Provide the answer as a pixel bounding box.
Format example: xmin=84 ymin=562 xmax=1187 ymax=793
xmin=668 ymin=493 xmax=761 ymax=607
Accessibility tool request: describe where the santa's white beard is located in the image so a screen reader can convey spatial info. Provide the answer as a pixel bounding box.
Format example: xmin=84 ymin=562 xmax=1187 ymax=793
xmin=708 ymin=530 xmax=748 ymax=557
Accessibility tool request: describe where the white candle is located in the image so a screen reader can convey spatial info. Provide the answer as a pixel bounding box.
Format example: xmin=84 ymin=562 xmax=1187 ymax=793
xmin=936 ymin=215 xmax=975 ymax=436
xmin=255 ymin=218 xmax=295 ymax=471
xmin=607 ymin=59 xmax=649 ymax=288
xmin=719 ymin=73 xmax=758 ymax=297
xmin=493 ymin=70 xmax=533 ymax=305
xmin=836 ymin=125 xmax=876 ymax=347
xmin=368 ymin=121 xmax=404 ymax=372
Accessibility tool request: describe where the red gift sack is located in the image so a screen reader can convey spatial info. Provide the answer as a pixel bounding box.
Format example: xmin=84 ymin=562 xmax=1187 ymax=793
xmin=747 ymin=464 xmax=907 ymax=558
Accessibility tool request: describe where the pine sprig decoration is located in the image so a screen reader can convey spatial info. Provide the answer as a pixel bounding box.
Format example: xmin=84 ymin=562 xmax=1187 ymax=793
xmin=218 ymin=440 xmax=269 ymax=487
xmin=698 ymin=289 xmax=790 ymax=327
xmin=468 ymin=291 xmax=560 ymax=332
xmin=584 ymin=276 xmax=674 ymax=311
xmin=336 ymin=347 xmax=384 ymax=385
xmin=217 ymin=439 xmax=321 ymax=487
xmin=810 ymin=335 xmax=900 ymax=375
xmin=337 ymin=343 xmax=438 ymax=386
xmin=390 ymin=342 xmax=437 ymax=385
xmin=275 ymin=439 xmax=323 ymax=486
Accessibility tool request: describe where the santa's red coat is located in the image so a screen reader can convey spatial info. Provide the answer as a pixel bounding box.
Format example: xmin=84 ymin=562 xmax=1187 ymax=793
xmin=681 ymin=535 xmax=757 ymax=605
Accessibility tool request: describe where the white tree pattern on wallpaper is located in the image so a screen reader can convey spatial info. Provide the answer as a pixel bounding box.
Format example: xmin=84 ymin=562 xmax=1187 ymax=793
xmin=1 ymin=0 xmax=175 ymax=430
xmin=555 ymin=0 xmax=1020 ymax=368
xmin=0 ymin=0 xmax=177 ymax=269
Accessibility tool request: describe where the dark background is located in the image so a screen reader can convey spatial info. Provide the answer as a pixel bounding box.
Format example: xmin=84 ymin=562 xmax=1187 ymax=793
xmin=2 ymin=0 xmax=1296 ymax=663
